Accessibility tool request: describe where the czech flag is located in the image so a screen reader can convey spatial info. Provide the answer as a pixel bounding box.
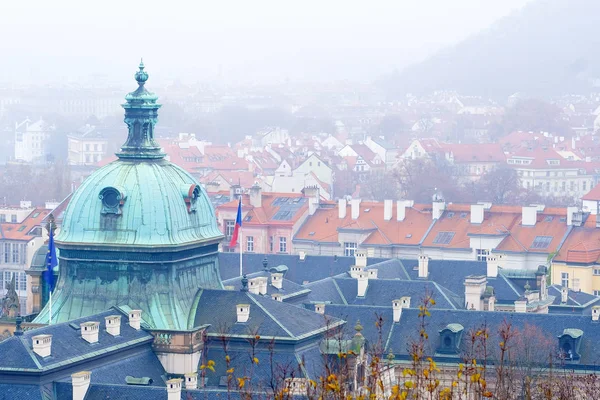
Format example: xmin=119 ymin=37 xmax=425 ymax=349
xmin=229 ymin=198 xmax=242 ymax=247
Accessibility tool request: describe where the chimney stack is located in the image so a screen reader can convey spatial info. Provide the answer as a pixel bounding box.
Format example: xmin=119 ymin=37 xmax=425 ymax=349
xmin=464 ymin=276 xmax=487 ymax=311
xmin=185 ymin=372 xmax=198 ymax=389
xmin=105 ymin=315 xmax=121 ymax=337
xmin=561 ymin=287 xmax=568 ymax=304
xmin=72 ymin=371 xmax=92 ymax=400
xmin=248 ymin=278 xmax=260 ymax=295
xmin=249 ymin=183 xmax=262 ymax=208
xmin=315 ymin=303 xmax=325 ymax=314
xmin=305 ymin=186 xmax=320 ymax=215
xmin=487 ymin=296 xmax=495 ymax=312
xmin=384 ymin=200 xmax=393 ymax=221
xmin=338 ymin=199 xmax=347 ymax=219
xmin=236 ymin=304 xmax=250 ymax=323
xmin=258 ymin=276 xmax=268 ymax=295
xmin=432 ymin=199 xmax=445 ymax=220
xmin=167 ymin=378 xmax=183 ymax=400
xmin=355 ymin=250 xmax=367 ymax=267
xmin=357 ymin=272 xmax=369 ymax=297
xmin=522 ymin=206 xmax=538 ymax=226
xmin=418 ymin=255 xmax=429 ymax=278
xmin=397 ymin=200 xmax=406 ymax=221
xmin=593 ymin=306 xmax=600 ymax=322
xmin=271 ymin=273 xmax=283 ymax=290
xmin=271 ymin=293 xmax=283 ymax=302
xmin=367 ymin=269 xmax=378 ymax=279
xmin=566 ymin=206 xmax=578 ymax=226
xmin=470 ymin=204 xmax=485 ymax=224
xmin=486 ymin=255 xmax=498 ymax=278
xmin=351 ymin=198 xmax=361 ymax=220
xmin=514 ymin=299 xmax=527 ymax=313
xmin=129 ymin=310 xmax=142 ymax=330
xmin=80 ymin=322 xmax=100 ymax=344
xmin=392 ymin=300 xmax=402 ymax=323
xmin=32 ymin=334 xmax=52 ymax=358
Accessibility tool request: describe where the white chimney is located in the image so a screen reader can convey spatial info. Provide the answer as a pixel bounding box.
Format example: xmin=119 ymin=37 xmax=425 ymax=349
xmin=271 ymin=272 xmax=283 ymax=290
xmin=271 ymin=293 xmax=283 ymax=302
xmin=567 ymin=206 xmax=578 ymax=226
xmin=357 ymin=272 xmax=369 ymax=297
xmin=105 ymin=315 xmax=121 ymax=336
xmin=392 ymin=299 xmax=402 ymax=323
xmin=561 ymin=287 xmax=568 ymax=304
xmin=127 ymin=311 xmax=142 ymax=331
xmin=470 ymin=204 xmax=485 ymax=224
xmin=397 ymin=200 xmax=406 ymax=221
xmin=592 ymin=306 xmax=600 ymax=322
xmin=383 ymin=199 xmax=393 ymax=221
xmin=418 ymin=255 xmax=429 ymax=278
xmin=355 ymin=250 xmax=367 ymax=267
xmin=80 ymin=322 xmax=100 ymax=344
xmin=349 ymin=265 xmax=364 ymax=279
xmin=432 ymin=200 xmax=445 ymax=220
xmin=167 ymin=378 xmax=183 ymax=400
xmin=401 ymin=296 xmax=411 ymax=309
xmin=487 ymin=296 xmax=495 ymax=312
xmin=338 ymin=199 xmax=347 ymax=219
xmin=185 ymin=372 xmax=198 ymax=389
xmin=258 ymin=276 xmax=268 ymax=295
xmin=486 ymin=255 xmax=498 ymax=278
xmin=522 ymin=206 xmax=538 ymax=226
xmin=237 ymin=304 xmax=250 ymax=323
xmin=367 ymin=269 xmax=378 ymax=279
xmin=464 ymin=276 xmax=487 ymax=311
xmin=315 ymin=303 xmax=325 ymax=314
xmin=514 ymin=299 xmax=527 ymax=313
xmin=20 ymin=200 xmax=32 ymax=209
xmin=32 ymin=334 xmax=52 ymax=358
xmin=72 ymin=371 xmax=91 ymax=400
xmin=351 ymin=198 xmax=361 ymax=220
xmin=249 ymin=184 xmax=262 ymax=208
xmin=299 ymin=251 xmax=306 ymax=261
xmin=248 ymin=278 xmax=260 ymax=295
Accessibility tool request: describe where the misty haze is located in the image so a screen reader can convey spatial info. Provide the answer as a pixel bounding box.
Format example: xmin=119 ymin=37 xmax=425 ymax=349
xmin=1 ymin=1 xmax=600 ymax=399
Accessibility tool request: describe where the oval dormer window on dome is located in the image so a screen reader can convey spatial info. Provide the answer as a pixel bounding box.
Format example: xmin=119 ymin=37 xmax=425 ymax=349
xmin=181 ymin=184 xmax=200 ymax=213
xmin=99 ymin=186 xmax=126 ymax=215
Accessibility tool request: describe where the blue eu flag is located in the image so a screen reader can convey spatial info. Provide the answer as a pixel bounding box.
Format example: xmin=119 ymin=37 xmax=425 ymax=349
xmin=43 ymin=227 xmax=57 ymax=292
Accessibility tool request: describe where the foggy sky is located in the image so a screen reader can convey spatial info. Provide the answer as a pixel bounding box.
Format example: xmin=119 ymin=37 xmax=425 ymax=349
xmin=1 ymin=0 xmax=532 ymax=86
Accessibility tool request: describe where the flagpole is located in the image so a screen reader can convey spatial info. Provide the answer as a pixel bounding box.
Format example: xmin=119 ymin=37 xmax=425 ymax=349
xmin=239 ymin=224 xmax=243 ymax=277
xmin=49 ymin=291 xmax=52 ymax=325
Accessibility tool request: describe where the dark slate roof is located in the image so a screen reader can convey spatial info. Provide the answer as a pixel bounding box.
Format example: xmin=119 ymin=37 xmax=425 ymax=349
xmin=303 ymin=279 xmax=346 ymax=305
xmin=202 ymin=346 xmax=306 ymax=388
xmin=387 ymin=308 xmax=600 ymax=369
xmin=0 ymin=310 xmax=153 ymax=372
xmin=192 ymin=289 xmax=343 ymax=340
xmin=333 ymin=277 xmax=459 ymax=310
xmin=0 ymin=383 xmax=43 ymax=400
xmin=84 ymin=384 xmax=168 ymax=400
xmin=223 ymin=271 xmax=309 ymax=301
xmin=401 ymin=259 xmax=522 ymax=304
xmin=218 ymin=253 xmax=387 ymax=284
xmin=83 ymin=348 xmax=166 ymax=387
xmin=547 ymin=285 xmax=600 ymax=309
xmin=365 ymin=259 xmax=410 ymax=280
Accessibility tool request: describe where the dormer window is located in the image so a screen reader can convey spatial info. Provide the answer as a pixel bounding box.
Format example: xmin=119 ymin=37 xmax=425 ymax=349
xmin=99 ymin=186 xmax=125 ymax=215
xmin=182 ymin=184 xmax=200 ymax=213
xmin=558 ymin=329 xmax=583 ymax=361
xmin=437 ymin=323 xmax=464 ymax=355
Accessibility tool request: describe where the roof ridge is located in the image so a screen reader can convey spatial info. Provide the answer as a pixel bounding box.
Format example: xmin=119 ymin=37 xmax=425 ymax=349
xmin=247 ymin=294 xmax=295 ymax=338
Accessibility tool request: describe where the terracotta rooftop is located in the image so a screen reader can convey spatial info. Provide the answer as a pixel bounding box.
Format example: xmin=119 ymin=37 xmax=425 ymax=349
xmin=0 ymin=208 xmax=50 ymax=241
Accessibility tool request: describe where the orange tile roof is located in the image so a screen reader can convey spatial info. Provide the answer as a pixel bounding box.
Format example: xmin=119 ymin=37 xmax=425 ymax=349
xmin=0 ymin=208 xmax=50 ymax=241
xmin=582 ymin=183 xmax=600 ymax=201
xmin=215 ymin=192 xmax=308 ymax=226
xmin=555 ymin=214 xmax=600 ymax=263
xmin=441 ymin=143 xmax=506 ymax=163
xmin=294 ymin=201 xmax=433 ymax=246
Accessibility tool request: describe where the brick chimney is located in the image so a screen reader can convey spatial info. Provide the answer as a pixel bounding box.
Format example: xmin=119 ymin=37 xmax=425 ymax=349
xmin=129 ymin=310 xmax=142 ymax=330
xmin=72 ymin=371 xmax=91 ymax=400
xmin=237 ymin=304 xmax=250 ymax=323
xmin=185 ymin=372 xmax=198 ymax=389
xmin=105 ymin=315 xmax=121 ymax=336
xmin=80 ymin=321 xmax=100 ymax=344
xmin=32 ymin=334 xmax=52 ymax=358
xmin=167 ymin=378 xmax=183 ymax=400
xmin=338 ymin=199 xmax=347 ymax=219
xmin=383 ymin=199 xmax=393 ymax=221
xmin=271 ymin=272 xmax=283 ymax=290
xmin=249 ymin=183 xmax=262 ymax=208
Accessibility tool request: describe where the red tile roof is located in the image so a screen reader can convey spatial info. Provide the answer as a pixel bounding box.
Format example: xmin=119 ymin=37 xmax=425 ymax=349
xmin=0 ymin=208 xmax=50 ymax=241
xmin=555 ymin=215 xmax=600 ymax=263
xmin=582 ymin=183 xmax=600 ymax=201
xmin=441 ymin=143 xmax=506 ymax=163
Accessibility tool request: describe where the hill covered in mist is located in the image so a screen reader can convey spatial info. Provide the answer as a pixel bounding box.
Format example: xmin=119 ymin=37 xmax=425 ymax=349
xmin=383 ymin=0 xmax=600 ymax=98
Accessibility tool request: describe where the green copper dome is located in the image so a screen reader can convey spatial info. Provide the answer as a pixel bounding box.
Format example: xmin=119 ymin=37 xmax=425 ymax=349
xmin=57 ymin=62 xmax=223 ymax=247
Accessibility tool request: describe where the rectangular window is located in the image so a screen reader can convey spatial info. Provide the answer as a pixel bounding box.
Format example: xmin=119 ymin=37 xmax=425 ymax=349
xmin=594 ymin=269 xmax=600 ymax=276
xmin=11 ymin=244 xmax=19 ymax=264
xmin=583 ymin=181 xmax=588 ymax=191
xmin=269 ymin=236 xmax=274 ymax=253
xmin=225 ymin=220 xmax=235 ymax=239
xmin=10 ymin=215 xmax=16 ymax=223
xmin=561 ymin=272 xmax=569 ymax=288
xmin=344 ymin=242 xmax=357 ymax=257
xmin=279 ymin=237 xmax=287 ymax=253
xmin=432 ymin=231 xmax=455 ymax=245
xmin=246 ymin=236 xmax=254 ymax=252
xmin=594 ymin=290 xmax=600 ymax=296
xmin=572 ymin=278 xmax=580 ymax=291
xmin=0 ymin=214 xmax=5 ymax=223
xmin=531 ymin=236 xmax=553 ymax=249
xmin=18 ymin=272 xmax=26 ymax=291
xmin=476 ymin=249 xmax=490 ymax=262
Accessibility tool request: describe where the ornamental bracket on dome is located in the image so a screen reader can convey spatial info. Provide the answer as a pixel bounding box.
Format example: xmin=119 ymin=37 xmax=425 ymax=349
xmin=117 ymin=60 xmax=166 ymax=160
